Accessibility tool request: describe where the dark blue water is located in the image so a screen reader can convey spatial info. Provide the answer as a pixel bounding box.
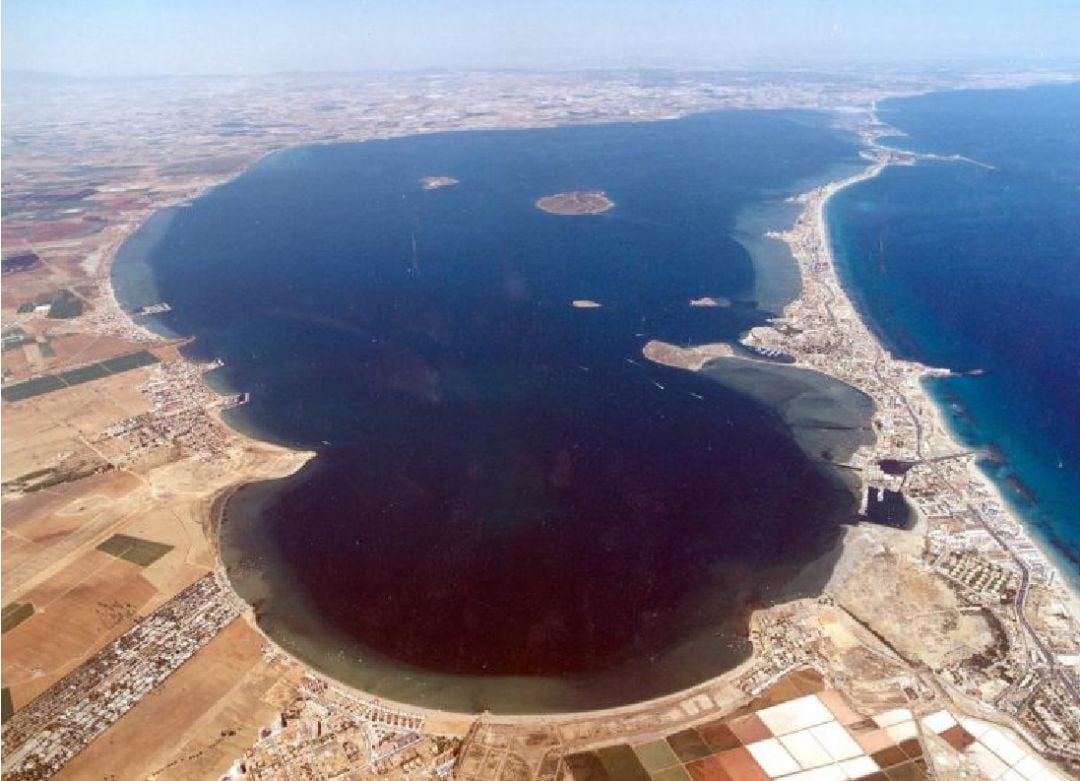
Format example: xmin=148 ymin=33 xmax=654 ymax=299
xmin=114 ymin=111 xmax=872 ymax=712
xmin=828 ymin=83 xmax=1080 ymax=583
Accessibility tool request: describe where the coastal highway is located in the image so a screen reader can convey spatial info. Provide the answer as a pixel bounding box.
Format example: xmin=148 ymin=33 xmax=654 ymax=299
xmin=968 ymin=503 xmax=1080 ymax=708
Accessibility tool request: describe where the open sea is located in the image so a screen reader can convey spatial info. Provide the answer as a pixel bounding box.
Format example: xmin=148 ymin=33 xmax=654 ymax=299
xmin=112 ymin=110 xmax=874 ymax=712
xmin=828 ymin=82 xmax=1080 ymax=587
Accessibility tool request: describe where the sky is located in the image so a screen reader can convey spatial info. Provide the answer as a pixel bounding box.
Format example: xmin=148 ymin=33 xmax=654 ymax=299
xmin=3 ymin=0 xmax=1080 ymax=77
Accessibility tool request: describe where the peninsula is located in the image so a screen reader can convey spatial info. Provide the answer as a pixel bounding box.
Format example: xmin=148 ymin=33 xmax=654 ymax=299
xmin=535 ymin=189 xmax=614 ymax=215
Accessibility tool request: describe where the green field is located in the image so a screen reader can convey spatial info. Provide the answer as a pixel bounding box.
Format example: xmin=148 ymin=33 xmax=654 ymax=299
xmin=1 ymin=688 xmax=13 ymax=724
xmin=15 ymin=289 xmax=84 ymax=319
xmin=1 ymin=602 xmax=35 ymax=634
xmin=55 ymin=362 xmax=111 ymax=385
xmin=47 ymin=291 xmax=84 ymax=319
xmin=633 ymin=741 xmax=680 ymax=774
xmin=97 ymin=533 xmax=174 ymax=567
xmin=597 ymin=745 xmax=651 ymax=781
xmin=0 ymin=375 xmax=66 ymax=401
xmin=1 ymin=349 xmax=160 ymax=402
xmin=100 ymin=350 xmax=160 ymax=373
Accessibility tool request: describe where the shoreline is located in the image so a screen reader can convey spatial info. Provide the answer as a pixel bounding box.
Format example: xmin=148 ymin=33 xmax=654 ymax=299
xmin=920 ymin=374 xmax=1080 ymax=599
xmin=210 ymin=464 xmax=844 ymax=723
xmin=866 ymin=133 xmax=1080 ymax=614
xmin=922 ymin=367 xmax=1080 ymax=599
xmin=97 ymin=149 xmax=283 ymax=339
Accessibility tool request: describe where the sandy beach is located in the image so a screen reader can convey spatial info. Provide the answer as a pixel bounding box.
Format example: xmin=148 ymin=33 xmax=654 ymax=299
xmin=740 ymin=113 xmax=1080 ymax=619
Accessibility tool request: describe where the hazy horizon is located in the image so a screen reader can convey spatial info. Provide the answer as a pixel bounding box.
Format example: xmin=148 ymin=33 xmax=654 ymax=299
xmin=4 ymin=0 xmax=1080 ymax=79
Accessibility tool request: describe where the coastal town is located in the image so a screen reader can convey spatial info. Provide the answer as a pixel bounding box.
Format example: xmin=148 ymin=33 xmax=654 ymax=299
xmin=1 ymin=576 xmax=240 ymax=781
xmin=2 ymin=65 xmax=1080 ymax=781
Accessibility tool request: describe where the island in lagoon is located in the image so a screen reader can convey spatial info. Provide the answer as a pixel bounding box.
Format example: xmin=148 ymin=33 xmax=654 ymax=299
xmin=535 ymin=189 xmax=614 ymax=215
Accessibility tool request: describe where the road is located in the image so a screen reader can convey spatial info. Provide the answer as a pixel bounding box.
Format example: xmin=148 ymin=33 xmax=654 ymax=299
xmin=968 ymin=503 xmax=1080 ymax=707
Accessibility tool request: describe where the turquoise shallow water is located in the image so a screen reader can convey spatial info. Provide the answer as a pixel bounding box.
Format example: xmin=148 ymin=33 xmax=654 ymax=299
xmin=828 ymin=83 xmax=1080 ymax=585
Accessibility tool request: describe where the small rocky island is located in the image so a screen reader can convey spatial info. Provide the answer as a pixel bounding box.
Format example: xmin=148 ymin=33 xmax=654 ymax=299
xmin=535 ymin=190 xmax=614 ymax=215
xmin=420 ymin=176 xmax=459 ymax=190
xmin=689 ymin=296 xmax=731 ymax=308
